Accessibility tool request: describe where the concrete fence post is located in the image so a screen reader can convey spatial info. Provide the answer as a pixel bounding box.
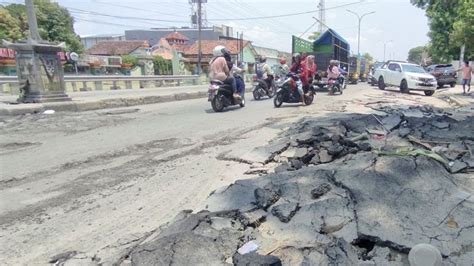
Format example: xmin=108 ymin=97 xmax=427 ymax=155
xmin=125 ymin=80 xmax=133 ymax=89
xmin=94 ymin=81 xmax=103 ymax=91
xmin=71 ymin=82 xmax=78 ymax=92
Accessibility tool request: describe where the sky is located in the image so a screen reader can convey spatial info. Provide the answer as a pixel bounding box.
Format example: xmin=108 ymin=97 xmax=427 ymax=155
xmin=2 ymin=0 xmax=430 ymax=61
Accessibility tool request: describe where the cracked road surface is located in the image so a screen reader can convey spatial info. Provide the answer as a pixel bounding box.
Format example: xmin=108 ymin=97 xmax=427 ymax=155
xmin=0 ymin=84 xmax=468 ymax=264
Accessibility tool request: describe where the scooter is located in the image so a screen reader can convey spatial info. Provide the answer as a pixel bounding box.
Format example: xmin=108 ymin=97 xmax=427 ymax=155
xmin=328 ymin=74 xmax=346 ymax=95
xmin=252 ymin=75 xmax=275 ymax=100
xmin=208 ymin=79 xmax=245 ymax=112
xmin=274 ymin=73 xmax=315 ymax=107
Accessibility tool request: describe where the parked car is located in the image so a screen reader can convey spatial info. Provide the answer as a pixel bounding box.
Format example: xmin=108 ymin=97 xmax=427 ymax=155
xmin=425 ymin=64 xmax=457 ymax=88
xmin=368 ymin=61 xmax=385 ymax=86
xmin=374 ymin=60 xmax=437 ymax=96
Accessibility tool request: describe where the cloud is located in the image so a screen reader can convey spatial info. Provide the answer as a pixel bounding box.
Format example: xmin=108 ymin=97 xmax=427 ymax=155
xmin=225 ymin=22 xmax=290 ymax=52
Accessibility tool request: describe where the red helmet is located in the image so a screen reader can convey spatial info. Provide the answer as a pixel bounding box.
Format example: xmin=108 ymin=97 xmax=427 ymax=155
xmin=280 ymin=57 xmax=287 ymax=65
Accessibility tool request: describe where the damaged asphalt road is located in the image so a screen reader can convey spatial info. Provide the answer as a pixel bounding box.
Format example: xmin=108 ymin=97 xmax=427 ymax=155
xmin=129 ymin=105 xmax=474 ymax=265
xmin=1 ymin=85 xmax=473 ymax=265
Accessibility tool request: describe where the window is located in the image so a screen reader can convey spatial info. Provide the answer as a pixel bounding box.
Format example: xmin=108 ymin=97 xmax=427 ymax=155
xmin=402 ymin=64 xmax=427 ymax=73
xmin=388 ymin=63 xmax=400 ymax=71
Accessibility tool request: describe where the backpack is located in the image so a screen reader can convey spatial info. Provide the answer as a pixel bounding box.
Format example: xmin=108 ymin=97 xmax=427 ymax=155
xmin=256 ymin=63 xmax=265 ymax=79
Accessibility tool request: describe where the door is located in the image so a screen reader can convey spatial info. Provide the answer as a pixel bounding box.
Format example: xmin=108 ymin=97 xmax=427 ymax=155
xmin=387 ymin=63 xmax=402 ymax=85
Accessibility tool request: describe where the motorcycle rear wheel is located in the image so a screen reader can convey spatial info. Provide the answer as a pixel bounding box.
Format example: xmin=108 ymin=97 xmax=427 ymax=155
xmin=274 ymin=92 xmax=283 ymax=108
xmin=239 ymin=96 xmax=246 ymax=107
xmin=211 ymin=96 xmax=225 ymax=112
xmin=304 ymin=93 xmax=314 ymax=105
xmin=253 ymin=88 xmax=262 ymax=101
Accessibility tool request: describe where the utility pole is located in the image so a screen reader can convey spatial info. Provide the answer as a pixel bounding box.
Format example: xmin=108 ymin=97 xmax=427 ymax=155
xmin=347 ymin=10 xmax=375 ymax=57
xmin=318 ymin=0 xmax=326 ymax=33
xmin=197 ymin=0 xmax=202 ymax=75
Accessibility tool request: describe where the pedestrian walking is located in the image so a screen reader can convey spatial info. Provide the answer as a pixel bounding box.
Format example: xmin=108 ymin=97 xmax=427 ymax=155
xmin=458 ymin=61 xmax=473 ymax=94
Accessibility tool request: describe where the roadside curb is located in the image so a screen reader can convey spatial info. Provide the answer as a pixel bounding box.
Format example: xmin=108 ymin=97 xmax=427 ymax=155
xmin=0 ymin=85 xmax=255 ymax=116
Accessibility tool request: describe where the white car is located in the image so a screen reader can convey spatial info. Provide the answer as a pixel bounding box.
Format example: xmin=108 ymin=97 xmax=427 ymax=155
xmin=374 ymin=61 xmax=437 ymax=96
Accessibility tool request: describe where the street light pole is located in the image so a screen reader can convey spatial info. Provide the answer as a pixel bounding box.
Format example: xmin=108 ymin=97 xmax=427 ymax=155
xmin=383 ymin=40 xmax=393 ymax=62
xmin=347 ymin=10 xmax=375 ymax=57
xmin=197 ymin=0 xmax=202 ymax=75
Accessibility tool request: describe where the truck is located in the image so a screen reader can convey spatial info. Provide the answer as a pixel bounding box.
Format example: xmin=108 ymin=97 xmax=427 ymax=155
xmin=291 ymin=29 xmax=350 ymax=89
xmin=348 ymin=56 xmax=359 ymax=84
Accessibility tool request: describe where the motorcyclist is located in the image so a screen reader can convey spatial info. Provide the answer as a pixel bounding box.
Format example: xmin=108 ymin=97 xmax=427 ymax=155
xmin=290 ymin=53 xmax=306 ymax=104
xmin=278 ymin=57 xmax=290 ymax=77
xmin=232 ymin=61 xmax=246 ymax=94
xmin=209 ymin=45 xmax=240 ymax=99
xmin=327 ymin=60 xmax=341 ymax=95
xmin=256 ymin=56 xmax=274 ymax=94
xmin=302 ymin=55 xmax=317 ymax=90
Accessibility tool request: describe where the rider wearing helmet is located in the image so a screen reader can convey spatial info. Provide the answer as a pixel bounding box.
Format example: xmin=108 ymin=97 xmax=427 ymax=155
xmin=256 ymin=55 xmax=274 ymax=94
xmin=209 ymin=45 xmax=239 ymax=98
xmin=290 ymin=53 xmax=303 ymax=73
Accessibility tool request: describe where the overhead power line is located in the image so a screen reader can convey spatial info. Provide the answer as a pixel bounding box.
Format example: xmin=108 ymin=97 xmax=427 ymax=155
xmin=207 ymin=1 xmax=364 ymax=21
xmin=67 ymin=7 xmax=189 ymax=23
xmin=74 ymin=17 xmax=159 ymax=29
xmin=91 ymin=0 xmax=183 ymax=17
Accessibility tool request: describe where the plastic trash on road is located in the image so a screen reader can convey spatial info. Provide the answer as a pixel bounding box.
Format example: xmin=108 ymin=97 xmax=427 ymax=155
xmin=43 ymin=110 xmax=55 ymax=114
xmin=237 ymin=240 xmax=259 ymax=255
xmin=408 ymin=243 xmax=442 ymax=266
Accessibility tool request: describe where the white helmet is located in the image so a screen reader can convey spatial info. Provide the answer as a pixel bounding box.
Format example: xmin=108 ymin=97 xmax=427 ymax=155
xmin=213 ymin=45 xmax=227 ymax=57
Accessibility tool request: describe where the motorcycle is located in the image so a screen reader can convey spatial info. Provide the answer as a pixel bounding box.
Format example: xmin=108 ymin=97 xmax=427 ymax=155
xmin=328 ymin=75 xmax=346 ymax=95
xmin=208 ymin=78 xmax=245 ymax=112
xmin=252 ymin=75 xmax=275 ymax=100
xmin=274 ymin=73 xmax=315 ymax=107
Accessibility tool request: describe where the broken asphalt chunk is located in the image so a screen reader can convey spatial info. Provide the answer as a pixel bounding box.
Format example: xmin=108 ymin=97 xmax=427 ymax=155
xmin=271 ymin=203 xmax=299 ymax=223
xmin=254 ymin=188 xmax=280 ymax=210
xmin=311 ymin=183 xmax=332 ymax=199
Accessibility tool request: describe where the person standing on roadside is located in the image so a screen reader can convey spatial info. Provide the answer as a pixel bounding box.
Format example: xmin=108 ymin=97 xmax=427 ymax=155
xmin=458 ymin=61 xmax=473 ymax=94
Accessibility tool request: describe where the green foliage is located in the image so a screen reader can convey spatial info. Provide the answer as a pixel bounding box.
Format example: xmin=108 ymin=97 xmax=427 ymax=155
xmin=451 ymin=0 xmax=474 ymax=59
xmin=307 ymin=32 xmax=321 ymax=41
xmin=411 ymin=0 xmax=473 ymax=63
xmin=0 ymin=7 xmax=24 ymax=41
xmin=121 ymin=55 xmax=138 ymax=66
xmin=408 ymin=46 xmax=426 ymax=64
xmin=153 ymin=56 xmax=172 ymax=75
xmin=363 ymin=53 xmax=374 ymax=63
xmin=2 ymin=0 xmax=84 ymax=53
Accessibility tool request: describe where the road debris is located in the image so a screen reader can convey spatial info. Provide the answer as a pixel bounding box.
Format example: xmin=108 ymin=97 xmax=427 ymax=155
xmin=237 ymin=241 xmax=259 ymax=255
xmin=104 ymin=106 xmax=474 ymax=265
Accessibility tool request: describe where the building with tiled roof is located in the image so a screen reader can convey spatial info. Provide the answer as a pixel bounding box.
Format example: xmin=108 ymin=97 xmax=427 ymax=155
xmin=86 ymin=40 xmax=150 ymax=56
xmin=164 ymin=32 xmax=190 ymax=45
xmin=182 ymin=39 xmax=258 ymax=74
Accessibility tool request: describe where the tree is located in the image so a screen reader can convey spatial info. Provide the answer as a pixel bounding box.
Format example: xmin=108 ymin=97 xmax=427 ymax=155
xmin=3 ymin=0 xmax=84 ymax=53
xmin=408 ymin=46 xmax=425 ymax=64
xmin=153 ymin=56 xmax=172 ymax=75
xmin=363 ymin=53 xmax=374 ymax=63
xmin=451 ymin=0 xmax=474 ymax=59
xmin=307 ymin=32 xmax=321 ymax=41
xmin=4 ymin=4 xmax=28 ymax=39
xmin=411 ymin=0 xmax=469 ymax=63
xmin=0 ymin=7 xmax=23 ymax=41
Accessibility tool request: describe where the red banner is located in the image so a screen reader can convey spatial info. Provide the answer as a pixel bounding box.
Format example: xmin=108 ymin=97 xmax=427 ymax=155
xmin=0 ymin=48 xmax=68 ymax=61
xmin=0 ymin=48 xmax=16 ymax=58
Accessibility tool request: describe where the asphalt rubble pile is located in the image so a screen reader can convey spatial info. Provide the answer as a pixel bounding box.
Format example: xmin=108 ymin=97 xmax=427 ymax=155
xmin=128 ymin=105 xmax=474 ymax=266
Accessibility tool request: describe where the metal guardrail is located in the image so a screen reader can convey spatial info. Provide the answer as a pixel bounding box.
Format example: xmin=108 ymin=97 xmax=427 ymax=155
xmin=0 ymin=75 xmax=199 ymax=84
xmin=0 ymin=75 xmax=201 ymax=92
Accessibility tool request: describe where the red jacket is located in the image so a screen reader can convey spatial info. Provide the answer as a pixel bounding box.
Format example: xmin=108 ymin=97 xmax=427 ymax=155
xmin=301 ymin=60 xmax=317 ymax=86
